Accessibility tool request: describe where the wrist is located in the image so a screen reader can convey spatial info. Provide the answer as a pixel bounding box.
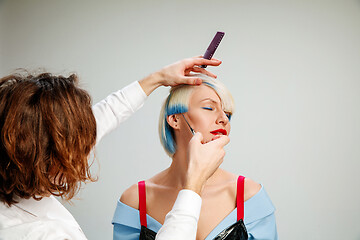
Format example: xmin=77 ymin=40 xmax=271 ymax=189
xmin=183 ymin=177 xmax=206 ymax=195
xmin=139 ymin=71 xmax=163 ymax=96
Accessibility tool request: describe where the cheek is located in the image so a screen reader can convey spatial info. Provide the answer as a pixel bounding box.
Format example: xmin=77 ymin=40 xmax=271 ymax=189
xmin=226 ymin=124 xmax=231 ymax=135
xmin=194 ymin=123 xmax=216 ymax=143
xmin=191 ymin=115 xmax=211 ymax=132
xmin=188 ymin=110 xmax=205 ymax=126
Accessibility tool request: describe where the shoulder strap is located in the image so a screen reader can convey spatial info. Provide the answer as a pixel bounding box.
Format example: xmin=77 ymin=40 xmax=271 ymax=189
xmin=236 ymin=176 xmax=245 ymax=221
xmin=138 ymin=181 xmax=147 ymax=227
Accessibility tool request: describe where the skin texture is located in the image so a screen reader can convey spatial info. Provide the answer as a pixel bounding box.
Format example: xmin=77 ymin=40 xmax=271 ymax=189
xmin=121 ymin=85 xmax=261 ymax=240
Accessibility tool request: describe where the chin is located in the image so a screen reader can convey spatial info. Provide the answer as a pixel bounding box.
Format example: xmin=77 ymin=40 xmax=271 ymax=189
xmin=202 ymin=135 xmax=217 ymax=144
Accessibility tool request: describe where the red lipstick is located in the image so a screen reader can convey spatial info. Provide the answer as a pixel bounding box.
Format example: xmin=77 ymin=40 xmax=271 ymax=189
xmin=210 ymin=129 xmax=227 ymax=135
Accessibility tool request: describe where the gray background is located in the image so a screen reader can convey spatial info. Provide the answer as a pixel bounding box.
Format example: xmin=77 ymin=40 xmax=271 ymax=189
xmin=1 ymin=0 xmax=360 ymax=239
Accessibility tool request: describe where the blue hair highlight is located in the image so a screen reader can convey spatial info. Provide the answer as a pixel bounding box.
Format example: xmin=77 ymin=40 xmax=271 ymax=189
xmin=163 ymin=123 xmax=176 ymax=154
xmin=203 ymin=81 xmax=215 ymax=89
xmin=166 ymin=104 xmax=188 ymax=116
xmin=163 ymin=102 xmax=188 ymax=155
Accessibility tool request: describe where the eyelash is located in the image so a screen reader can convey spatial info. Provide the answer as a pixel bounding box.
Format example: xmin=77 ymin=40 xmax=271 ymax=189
xmin=202 ymin=107 xmax=232 ymax=120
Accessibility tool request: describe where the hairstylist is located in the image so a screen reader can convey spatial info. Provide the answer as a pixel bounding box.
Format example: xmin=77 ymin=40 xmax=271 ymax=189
xmin=0 ymin=57 xmax=228 ymax=240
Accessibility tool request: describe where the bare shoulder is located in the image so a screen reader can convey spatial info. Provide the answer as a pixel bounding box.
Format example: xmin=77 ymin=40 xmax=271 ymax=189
xmin=120 ymin=183 xmax=139 ymax=210
xmin=120 ymin=171 xmax=168 ymax=210
xmin=218 ymin=169 xmax=261 ymax=201
xmin=244 ymin=177 xmax=261 ymax=201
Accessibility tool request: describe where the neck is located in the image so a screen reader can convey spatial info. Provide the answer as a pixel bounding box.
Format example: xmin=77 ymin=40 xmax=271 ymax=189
xmin=167 ymin=146 xmax=222 ymax=189
xmin=167 ymin=149 xmax=189 ymax=189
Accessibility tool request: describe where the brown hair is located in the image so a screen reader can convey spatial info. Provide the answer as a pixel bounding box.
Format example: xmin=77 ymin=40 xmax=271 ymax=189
xmin=0 ymin=71 xmax=97 ymax=206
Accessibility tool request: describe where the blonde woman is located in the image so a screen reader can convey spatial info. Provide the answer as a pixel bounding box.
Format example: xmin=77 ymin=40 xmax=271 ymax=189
xmin=113 ymin=74 xmax=278 ymax=240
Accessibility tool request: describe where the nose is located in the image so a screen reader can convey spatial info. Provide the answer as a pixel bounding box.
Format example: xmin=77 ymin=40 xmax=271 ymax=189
xmin=216 ymin=110 xmax=229 ymax=125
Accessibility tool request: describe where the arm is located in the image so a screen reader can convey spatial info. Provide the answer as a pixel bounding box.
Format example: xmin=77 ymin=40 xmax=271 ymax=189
xmin=92 ymin=81 xmax=146 ymax=144
xmin=156 ymin=190 xmax=201 ymax=240
xmin=93 ymin=57 xmax=221 ymax=143
xmin=156 ymin=133 xmax=230 ymax=240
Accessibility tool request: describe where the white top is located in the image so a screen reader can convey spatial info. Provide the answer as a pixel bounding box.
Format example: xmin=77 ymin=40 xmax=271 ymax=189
xmin=0 ymin=81 xmax=202 ymax=239
xmin=0 ymin=196 xmax=86 ymax=240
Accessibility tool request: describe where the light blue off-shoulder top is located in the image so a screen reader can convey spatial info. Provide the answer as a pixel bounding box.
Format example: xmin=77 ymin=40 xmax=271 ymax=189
xmin=112 ymin=186 xmax=278 ymax=240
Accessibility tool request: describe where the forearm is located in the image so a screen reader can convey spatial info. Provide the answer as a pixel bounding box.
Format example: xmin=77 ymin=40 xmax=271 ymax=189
xmin=92 ymin=81 xmax=147 ymax=144
xmin=156 ymin=190 xmax=202 ymax=240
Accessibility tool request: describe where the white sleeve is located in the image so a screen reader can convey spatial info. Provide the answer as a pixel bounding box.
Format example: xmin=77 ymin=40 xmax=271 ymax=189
xmin=92 ymin=81 xmax=147 ymax=144
xmin=156 ymin=190 xmax=202 ymax=240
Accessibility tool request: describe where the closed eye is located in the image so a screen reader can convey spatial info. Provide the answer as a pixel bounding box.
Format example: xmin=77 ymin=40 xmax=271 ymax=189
xmin=201 ymin=107 xmax=213 ymax=111
xmin=225 ymin=112 xmax=232 ymax=120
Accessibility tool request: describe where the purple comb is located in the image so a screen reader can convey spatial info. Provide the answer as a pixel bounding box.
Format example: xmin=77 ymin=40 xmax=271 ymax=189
xmin=201 ymin=31 xmax=225 ymax=68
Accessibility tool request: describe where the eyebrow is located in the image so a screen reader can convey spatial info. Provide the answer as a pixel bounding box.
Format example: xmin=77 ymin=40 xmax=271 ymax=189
xmin=200 ymin=98 xmax=219 ymax=104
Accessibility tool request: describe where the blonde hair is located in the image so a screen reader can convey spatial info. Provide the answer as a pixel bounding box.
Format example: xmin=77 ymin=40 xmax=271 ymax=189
xmin=159 ymin=74 xmax=234 ymax=156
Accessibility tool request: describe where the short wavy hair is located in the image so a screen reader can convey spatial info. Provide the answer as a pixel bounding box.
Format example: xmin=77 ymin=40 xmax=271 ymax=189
xmin=0 ymin=71 xmax=97 ymax=206
xmin=158 ymin=74 xmax=234 ymax=157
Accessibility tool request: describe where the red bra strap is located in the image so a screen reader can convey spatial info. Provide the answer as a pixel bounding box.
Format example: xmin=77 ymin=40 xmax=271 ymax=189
xmin=237 ymin=176 xmax=245 ymax=221
xmin=138 ymin=181 xmax=147 ymax=227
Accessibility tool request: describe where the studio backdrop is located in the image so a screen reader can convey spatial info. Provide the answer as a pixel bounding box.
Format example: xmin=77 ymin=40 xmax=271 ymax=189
xmin=1 ymin=0 xmax=359 ymax=239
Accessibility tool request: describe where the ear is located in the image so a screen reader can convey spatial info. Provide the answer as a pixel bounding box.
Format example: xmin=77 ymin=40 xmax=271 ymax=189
xmin=167 ymin=114 xmax=180 ymax=129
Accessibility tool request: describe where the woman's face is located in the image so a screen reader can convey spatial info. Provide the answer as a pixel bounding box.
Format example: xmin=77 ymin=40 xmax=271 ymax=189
xmin=181 ymin=85 xmax=231 ymax=144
